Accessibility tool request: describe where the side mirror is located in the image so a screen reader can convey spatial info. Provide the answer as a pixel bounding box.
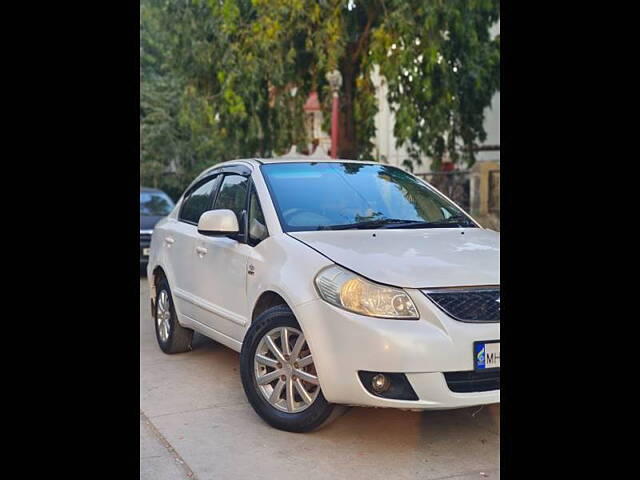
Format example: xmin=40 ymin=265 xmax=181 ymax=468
xmin=197 ymin=209 xmax=239 ymax=236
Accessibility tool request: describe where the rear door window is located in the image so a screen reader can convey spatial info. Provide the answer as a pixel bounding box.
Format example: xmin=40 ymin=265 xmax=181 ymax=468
xmin=179 ymin=176 xmax=218 ymax=224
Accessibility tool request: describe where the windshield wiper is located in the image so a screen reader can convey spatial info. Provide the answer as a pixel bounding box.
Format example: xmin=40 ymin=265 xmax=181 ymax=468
xmin=384 ymin=215 xmax=475 ymax=229
xmin=316 ymin=215 xmax=476 ymax=231
xmin=425 ymin=214 xmax=476 ymax=226
xmin=317 ymin=218 xmax=421 ymax=230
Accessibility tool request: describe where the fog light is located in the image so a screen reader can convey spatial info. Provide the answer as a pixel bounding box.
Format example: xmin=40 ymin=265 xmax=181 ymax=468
xmin=371 ymin=374 xmax=391 ymax=393
xmin=358 ymin=371 xmax=419 ymax=400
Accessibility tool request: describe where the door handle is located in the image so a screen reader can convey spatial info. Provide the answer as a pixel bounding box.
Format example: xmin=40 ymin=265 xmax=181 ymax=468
xmin=195 ymin=246 xmax=208 ymax=257
xmin=164 ymin=236 xmax=175 ymax=246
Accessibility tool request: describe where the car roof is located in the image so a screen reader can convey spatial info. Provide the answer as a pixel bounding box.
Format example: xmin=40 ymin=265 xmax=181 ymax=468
xmin=206 ymin=158 xmax=379 ymax=169
xmin=256 ymin=158 xmax=377 ymax=165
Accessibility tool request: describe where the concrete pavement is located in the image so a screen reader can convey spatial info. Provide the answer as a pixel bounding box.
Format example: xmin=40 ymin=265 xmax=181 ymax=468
xmin=140 ymin=276 xmax=500 ymax=480
xmin=141 ymin=411 xmax=195 ymax=480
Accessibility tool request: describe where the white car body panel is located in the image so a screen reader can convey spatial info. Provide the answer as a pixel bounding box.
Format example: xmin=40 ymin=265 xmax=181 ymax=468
xmin=155 ymin=217 xmax=201 ymax=320
xmin=147 ymin=158 xmax=500 ymax=410
xmin=295 ymin=293 xmax=499 ymax=407
xmin=289 ymin=228 xmax=500 ymax=288
xmin=191 ymin=235 xmax=251 ymax=337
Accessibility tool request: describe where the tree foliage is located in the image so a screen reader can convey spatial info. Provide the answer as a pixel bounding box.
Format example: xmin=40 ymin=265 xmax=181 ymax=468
xmin=370 ymin=0 xmax=500 ymax=169
xmin=140 ymin=0 xmax=500 ymax=196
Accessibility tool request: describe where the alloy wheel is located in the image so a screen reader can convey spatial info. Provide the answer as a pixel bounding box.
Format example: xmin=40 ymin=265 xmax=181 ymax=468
xmin=156 ymin=290 xmax=171 ymax=342
xmin=254 ymin=327 xmax=319 ymax=413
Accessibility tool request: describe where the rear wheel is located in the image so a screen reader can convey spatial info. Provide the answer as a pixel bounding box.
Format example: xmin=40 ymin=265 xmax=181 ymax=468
xmin=240 ymin=305 xmax=344 ymax=432
xmin=154 ymin=274 xmax=193 ymax=354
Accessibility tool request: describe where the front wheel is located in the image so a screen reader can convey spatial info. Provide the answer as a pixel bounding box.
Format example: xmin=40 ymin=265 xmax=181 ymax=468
xmin=240 ymin=305 xmax=344 ymax=432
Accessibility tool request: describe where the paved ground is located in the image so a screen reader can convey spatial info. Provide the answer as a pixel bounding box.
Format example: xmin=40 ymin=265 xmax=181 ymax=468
xmin=140 ymin=411 xmax=195 ymax=479
xmin=140 ymin=276 xmax=500 ymax=480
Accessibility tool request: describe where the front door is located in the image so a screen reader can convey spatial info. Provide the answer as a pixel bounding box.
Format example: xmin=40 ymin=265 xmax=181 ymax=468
xmin=191 ymin=174 xmax=252 ymax=340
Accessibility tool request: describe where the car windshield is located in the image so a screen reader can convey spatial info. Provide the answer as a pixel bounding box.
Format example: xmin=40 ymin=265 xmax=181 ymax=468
xmin=261 ymin=162 xmax=477 ymax=232
xmin=140 ymin=191 xmax=175 ymax=216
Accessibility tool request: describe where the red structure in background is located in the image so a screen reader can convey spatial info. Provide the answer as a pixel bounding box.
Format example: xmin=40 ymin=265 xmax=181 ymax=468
xmin=303 ymin=91 xmax=321 ymax=111
xmin=441 ymin=162 xmax=455 ymax=172
xmin=330 ymin=95 xmax=339 ymax=159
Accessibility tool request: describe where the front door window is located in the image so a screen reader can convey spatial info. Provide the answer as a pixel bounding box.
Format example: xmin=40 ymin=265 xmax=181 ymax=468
xmin=214 ymin=175 xmax=249 ymax=234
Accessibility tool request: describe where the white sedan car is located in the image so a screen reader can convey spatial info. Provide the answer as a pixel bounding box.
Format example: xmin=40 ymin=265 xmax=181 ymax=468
xmin=147 ymin=159 xmax=500 ymax=432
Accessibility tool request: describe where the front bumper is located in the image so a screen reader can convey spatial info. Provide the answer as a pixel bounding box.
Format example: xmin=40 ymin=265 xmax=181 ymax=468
xmin=294 ymin=289 xmax=500 ymax=410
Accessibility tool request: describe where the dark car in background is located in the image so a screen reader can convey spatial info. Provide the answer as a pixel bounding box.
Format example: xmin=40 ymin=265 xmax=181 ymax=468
xmin=140 ymin=187 xmax=175 ymax=266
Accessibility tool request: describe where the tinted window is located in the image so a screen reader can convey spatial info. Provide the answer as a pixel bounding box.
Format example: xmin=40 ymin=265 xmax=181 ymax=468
xmin=248 ymin=184 xmax=268 ymax=245
xmin=214 ymin=175 xmax=249 ymax=233
xmin=140 ymin=192 xmax=174 ymax=216
xmin=180 ymin=177 xmax=217 ymax=224
xmin=261 ymin=162 xmax=475 ymax=232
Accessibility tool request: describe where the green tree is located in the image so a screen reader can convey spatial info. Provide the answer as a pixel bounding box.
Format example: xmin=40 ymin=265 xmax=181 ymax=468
xmin=141 ymin=0 xmax=500 ymax=195
xmin=141 ymin=0 xmax=230 ymax=198
xmin=370 ymin=0 xmax=500 ymax=169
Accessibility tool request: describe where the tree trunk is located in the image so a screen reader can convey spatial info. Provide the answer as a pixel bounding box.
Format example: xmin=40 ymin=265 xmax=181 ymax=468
xmin=258 ymin=79 xmax=271 ymax=157
xmin=338 ymin=45 xmax=359 ymax=159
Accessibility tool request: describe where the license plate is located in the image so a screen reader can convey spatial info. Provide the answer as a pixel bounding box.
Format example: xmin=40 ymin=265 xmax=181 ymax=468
xmin=143 ymin=248 xmax=150 ymax=256
xmin=474 ymin=341 xmax=500 ymax=370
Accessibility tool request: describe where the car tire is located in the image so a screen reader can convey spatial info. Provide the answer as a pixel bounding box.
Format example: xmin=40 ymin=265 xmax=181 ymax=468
xmin=240 ymin=305 xmax=345 ymax=432
xmin=154 ymin=274 xmax=194 ymax=354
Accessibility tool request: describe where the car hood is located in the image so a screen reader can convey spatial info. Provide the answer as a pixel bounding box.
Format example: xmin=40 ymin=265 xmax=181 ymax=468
xmin=289 ymin=228 xmax=500 ymax=288
xmin=140 ymin=215 xmax=165 ymax=231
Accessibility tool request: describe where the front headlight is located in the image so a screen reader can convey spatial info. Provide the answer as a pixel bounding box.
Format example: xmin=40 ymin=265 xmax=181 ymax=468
xmin=314 ymin=265 xmax=419 ymax=319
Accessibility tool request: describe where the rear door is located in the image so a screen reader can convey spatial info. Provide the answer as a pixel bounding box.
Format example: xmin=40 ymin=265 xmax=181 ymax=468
xmin=165 ymin=175 xmax=220 ymax=320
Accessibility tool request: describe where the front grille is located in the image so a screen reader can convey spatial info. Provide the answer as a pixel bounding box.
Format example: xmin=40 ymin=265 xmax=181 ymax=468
xmin=422 ymin=287 xmax=500 ymax=322
xmin=444 ymin=370 xmax=500 ymax=393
